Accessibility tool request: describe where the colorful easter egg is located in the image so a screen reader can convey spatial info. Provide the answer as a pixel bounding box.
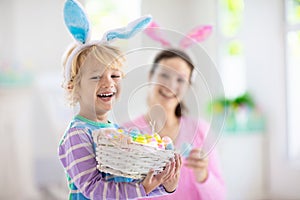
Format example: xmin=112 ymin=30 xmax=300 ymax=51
xmin=181 ymin=142 xmax=192 ymax=157
xmin=135 ymin=135 xmax=147 ymax=144
xmin=162 ymin=136 xmax=174 ymax=150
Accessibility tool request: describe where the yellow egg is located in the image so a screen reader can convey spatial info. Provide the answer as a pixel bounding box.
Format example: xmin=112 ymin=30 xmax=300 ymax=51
xmin=154 ymin=133 xmax=161 ymax=140
xmin=135 ymin=135 xmax=147 ymax=144
xmin=117 ymin=129 xmax=124 ymax=133
xmin=145 ymin=134 xmax=153 ymax=139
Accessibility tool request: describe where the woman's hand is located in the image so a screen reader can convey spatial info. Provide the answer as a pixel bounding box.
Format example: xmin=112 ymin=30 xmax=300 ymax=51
xmin=185 ymin=148 xmax=209 ymax=183
xmin=142 ymin=153 xmax=182 ymax=194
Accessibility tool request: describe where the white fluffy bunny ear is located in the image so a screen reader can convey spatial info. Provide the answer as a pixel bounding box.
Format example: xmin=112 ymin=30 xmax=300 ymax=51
xmin=144 ymin=21 xmax=171 ymax=47
xmin=179 ymin=25 xmax=212 ymax=49
xmin=100 ymin=15 xmax=153 ymax=43
xmin=63 ymin=0 xmax=90 ymax=44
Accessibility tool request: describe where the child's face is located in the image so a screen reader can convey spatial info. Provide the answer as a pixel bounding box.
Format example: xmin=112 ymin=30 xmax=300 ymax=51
xmin=77 ymin=56 xmax=122 ymax=120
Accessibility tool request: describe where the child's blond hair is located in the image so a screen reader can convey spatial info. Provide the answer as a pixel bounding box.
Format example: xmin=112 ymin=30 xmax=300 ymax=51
xmin=62 ymin=44 xmax=125 ymax=106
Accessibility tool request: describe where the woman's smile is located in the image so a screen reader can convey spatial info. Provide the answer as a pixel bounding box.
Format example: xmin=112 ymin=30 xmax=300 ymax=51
xmin=158 ymin=88 xmax=176 ymax=99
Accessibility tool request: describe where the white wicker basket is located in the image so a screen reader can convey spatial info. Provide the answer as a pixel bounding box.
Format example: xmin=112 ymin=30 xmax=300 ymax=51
xmin=93 ymin=128 xmax=175 ymax=179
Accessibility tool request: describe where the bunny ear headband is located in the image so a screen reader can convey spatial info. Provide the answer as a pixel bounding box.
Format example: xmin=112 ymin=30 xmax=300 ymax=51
xmin=144 ymin=21 xmax=212 ymax=49
xmin=144 ymin=21 xmax=212 ymax=82
xmin=63 ymin=0 xmax=152 ymax=82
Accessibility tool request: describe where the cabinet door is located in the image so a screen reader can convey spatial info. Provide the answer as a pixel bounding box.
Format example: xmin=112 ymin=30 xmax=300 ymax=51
xmin=218 ymin=133 xmax=266 ymax=199
xmin=0 ymin=88 xmax=38 ymax=199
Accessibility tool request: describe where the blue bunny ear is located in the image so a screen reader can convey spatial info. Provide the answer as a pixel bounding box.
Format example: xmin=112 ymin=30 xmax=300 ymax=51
xmin=63 ymin=0 xmax=90 ymax=44
xmin=101 ymin=15 xmax=152 ymax=43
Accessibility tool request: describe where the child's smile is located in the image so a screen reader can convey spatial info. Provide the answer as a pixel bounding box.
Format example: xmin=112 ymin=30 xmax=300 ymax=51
xmin=77 ymin=58 xmax=122 ymax=121
xmin=97 ymin=91 xmax=116 ymax=102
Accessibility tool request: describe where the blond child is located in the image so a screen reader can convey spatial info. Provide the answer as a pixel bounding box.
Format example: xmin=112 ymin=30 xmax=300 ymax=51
xmin=58 ymin=1 xmax=181 ymax=199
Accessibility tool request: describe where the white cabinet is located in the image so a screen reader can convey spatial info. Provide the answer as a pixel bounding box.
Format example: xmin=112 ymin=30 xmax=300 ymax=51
xmin=218 ymin=133 xmax=267 ymax=200
xmin=0 ymin=87 xmax=38 ymax=199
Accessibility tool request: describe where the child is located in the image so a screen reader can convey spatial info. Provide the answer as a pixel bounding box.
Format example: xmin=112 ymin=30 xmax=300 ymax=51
xmin=58 ymin=1 xmax=181 ymax=199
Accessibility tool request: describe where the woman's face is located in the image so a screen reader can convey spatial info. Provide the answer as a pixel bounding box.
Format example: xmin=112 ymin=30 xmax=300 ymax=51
xmin=148 ymin=57 xmax=192 ymax=112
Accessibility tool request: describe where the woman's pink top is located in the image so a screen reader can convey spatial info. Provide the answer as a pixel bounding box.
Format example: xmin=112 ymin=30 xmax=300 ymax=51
xmin=123 ymin=115 xmax=226 ymax=200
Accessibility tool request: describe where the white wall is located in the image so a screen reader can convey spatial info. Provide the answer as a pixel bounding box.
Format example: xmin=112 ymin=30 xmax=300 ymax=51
xmin=1 ymin=0 xmax=72 ymax=198
xmin=0 ymin=1 xmax=14 ymax=60
xmin=141 ymin=0 xmax=217 ymax=60
xmin=244 ymin=0 xmax=300 ymax=199
xmin=11 ymin=0 xmax=71 ymax=73
xmin=3 ymin=0 xmax=74 ymax=139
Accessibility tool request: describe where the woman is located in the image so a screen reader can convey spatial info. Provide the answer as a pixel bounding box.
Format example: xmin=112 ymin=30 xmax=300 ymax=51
xmin=123 ymin=48 xmax=226 ymax=200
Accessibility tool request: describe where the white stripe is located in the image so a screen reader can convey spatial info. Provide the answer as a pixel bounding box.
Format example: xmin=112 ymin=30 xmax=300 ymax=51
xmin=59 ymin=143 xmax=92 ymax=159
xmin=116 ymin=183 xmax=119 ymax=200
xmin=66 ymin=154 xmax=94 ymax=171
xmin=82 ymin=179 xmax=93 ymax=192
xmin=103 ymin=182 xmax=108 ymax=200
xmin=124 ymin=183 xmax=128 ymax=199
xmin=136 ymin=183 xmax=142 ymax=198
xmin=61 ymin=129 xmax=87 ymax=146
xmin=72 ymin=167 xmax=96 ymax=183
xmin=70 ymin=189 xmax=79 ymax=194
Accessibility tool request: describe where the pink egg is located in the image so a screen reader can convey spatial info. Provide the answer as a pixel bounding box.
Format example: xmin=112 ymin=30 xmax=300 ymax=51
xmin=162 ymin=136 xmax=172 ymax=144
xmin=157 ymin=143 xmax=165 ymax=149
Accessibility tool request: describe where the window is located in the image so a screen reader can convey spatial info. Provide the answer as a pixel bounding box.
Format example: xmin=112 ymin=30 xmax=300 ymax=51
xmin=218 ymin=0 xmax=246 ymax=99
xmin=85 ymin=0 xmax=141 ymax=40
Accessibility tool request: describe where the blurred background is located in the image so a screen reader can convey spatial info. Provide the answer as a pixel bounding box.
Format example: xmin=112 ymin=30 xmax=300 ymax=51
xmin=1 ymin=0 xmax=300 ymax=199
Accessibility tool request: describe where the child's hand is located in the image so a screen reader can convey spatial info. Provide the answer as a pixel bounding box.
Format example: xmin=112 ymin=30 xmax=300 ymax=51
xmin=185 ymin=148 xmax=209 ymax=183
xmin=142 ymin=153 xmax=182 ymax=194
xmin=162 ymin=153 xmax=182 ymax=193
xmin=142 ymin=164 xmax=171 ymax=194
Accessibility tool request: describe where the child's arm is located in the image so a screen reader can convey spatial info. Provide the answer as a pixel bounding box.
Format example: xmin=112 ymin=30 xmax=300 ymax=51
xmin=58 ymin=128 xmax=174 ymax=199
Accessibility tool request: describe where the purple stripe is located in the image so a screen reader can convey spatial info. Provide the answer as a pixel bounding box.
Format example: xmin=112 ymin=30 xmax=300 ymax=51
xmin=81 ymin=172 xmax=105 ymax=197
xmin=68 ymin=127 xmax=87 ymax=134
xmin=59 ymin=138 xmax=91 ymax=156
xmin=70 ymin=146 xmax=94 ymax=158
xmin=118 ymin=183 xmax=127 ymax=198
xmin=106 ymin=182 xmax=117 ymax=199
xmin=126 ymin=182 xmax=138 ymax=198
xmin=67 ymin=162 xmax=106 ymax=198
xmin=67 ymin=156 xmax=97 ymax=177
xmin=146 ymin=185 xmax=167 ymax=198
xmin=67 ymin=131 xmax=93 ymax=146
xmin=60 ymin=147 xmax=94 ymax=165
